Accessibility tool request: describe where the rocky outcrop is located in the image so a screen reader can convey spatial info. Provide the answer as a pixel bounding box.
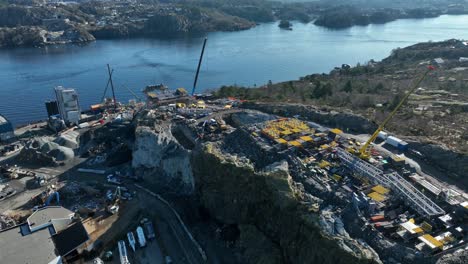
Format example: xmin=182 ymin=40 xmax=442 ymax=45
xmin=436 ymin=249 xmax=468 ymax=264
xmin=408 ymin=141 xmax=468 ymax=191
xmin=92 ymin=9 xmax=255 ymax=39
xmin=242 ymin=102 xmax=377 ymax=134
xmin=132 ymin=125 xmax=194 ymax=195
xmin=0 ymin=25 xmax=95 ymax=48
xmin=192 ymin=143 xmax=377 ymax=264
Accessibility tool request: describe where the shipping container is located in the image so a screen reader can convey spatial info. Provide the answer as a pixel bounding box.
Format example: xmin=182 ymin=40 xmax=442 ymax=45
xmin=377 ymin=131 xmax=388 ymax=140
xmin=398 ymin=141 xmax=409 ymax=151
xmin=385 ymin=136 xmax=402 ymax=148
xmin=371 ymin=215 xmax=385 ymax=222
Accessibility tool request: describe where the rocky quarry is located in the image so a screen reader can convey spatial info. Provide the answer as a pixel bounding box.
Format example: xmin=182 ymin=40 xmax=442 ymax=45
xmin=132 ymin=124 xmax=194 ymax=195
xmin=6 ymin=101 xmax=466 ymax=263
xmin=119 ymin=105 xmax=466 ymax=264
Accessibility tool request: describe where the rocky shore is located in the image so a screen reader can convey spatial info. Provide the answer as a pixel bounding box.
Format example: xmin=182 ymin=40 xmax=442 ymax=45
xmin=0 ymin=2 xmax=256 ymax=48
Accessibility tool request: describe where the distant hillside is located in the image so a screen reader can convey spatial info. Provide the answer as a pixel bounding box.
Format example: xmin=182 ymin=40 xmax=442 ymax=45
xmin=213 ymin=39 xmax=468 ymax=154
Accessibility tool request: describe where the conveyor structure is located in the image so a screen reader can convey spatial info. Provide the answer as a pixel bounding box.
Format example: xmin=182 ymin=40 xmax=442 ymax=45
xmin=336 ymin=148 xmax=445 ymax=217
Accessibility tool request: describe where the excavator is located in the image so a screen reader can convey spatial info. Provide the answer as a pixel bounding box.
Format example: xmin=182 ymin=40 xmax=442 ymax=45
xmin=350 ymin=66 xmax=435 ymax=160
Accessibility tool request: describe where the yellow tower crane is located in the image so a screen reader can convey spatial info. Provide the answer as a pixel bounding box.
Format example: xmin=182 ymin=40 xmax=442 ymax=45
xmin=358 ymin=66 xmax=435 ymax=159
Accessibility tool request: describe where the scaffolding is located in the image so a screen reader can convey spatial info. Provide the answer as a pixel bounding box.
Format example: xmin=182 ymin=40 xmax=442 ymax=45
xmin=336 ymin=148 xmax=445 ymax=217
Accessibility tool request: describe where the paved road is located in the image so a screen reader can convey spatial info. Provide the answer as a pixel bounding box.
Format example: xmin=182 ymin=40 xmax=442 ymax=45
xmin=135 ymin=184 xmax=206 ymax=264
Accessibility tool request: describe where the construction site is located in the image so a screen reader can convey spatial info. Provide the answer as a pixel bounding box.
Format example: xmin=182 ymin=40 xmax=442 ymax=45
xmin=0 ymin=43 xmax=467 ymax=264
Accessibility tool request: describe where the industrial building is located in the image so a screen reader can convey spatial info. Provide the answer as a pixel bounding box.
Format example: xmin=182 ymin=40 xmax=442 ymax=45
xmin=0 ymin=114 xmax=14 ymax=142
xmin=0 ymin=206 xmax=89 ymax=264
xmin=55 ymin=86 xmax=81 ymax=125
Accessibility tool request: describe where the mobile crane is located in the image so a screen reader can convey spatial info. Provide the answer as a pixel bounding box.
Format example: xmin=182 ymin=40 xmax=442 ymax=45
xmin=355 ymin=66 xmax=435 ymax=160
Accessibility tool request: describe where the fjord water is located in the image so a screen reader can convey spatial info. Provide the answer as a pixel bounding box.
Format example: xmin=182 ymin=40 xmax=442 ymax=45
xmin=0 ymin=15 xmax=467 ymax=125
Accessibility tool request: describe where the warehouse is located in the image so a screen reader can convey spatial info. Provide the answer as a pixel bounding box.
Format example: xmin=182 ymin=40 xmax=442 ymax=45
xmin=0 ymin=114 xmax=14 ymax=142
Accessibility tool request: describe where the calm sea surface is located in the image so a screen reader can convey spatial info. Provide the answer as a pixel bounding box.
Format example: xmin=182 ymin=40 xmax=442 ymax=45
xmin=0 ymin=15 xmax=467 ymax=125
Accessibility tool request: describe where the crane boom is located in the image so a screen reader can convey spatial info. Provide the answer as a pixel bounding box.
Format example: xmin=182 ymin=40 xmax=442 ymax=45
xmin=124 ymin=85 xmax=142 ymax=102
xmin=192 ymin=38 xmax=208 ymax=96
xmin=359 ymin=66 xmax=434 ymax=158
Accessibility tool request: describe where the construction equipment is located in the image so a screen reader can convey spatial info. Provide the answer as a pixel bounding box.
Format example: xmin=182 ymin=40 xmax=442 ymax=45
xmin=136 ymin=226 xmax=147 ymax=248
xmin=44 ymin=191 xmax=60 ymax=206
xmin=101 ymin=69 xmax=114 ymax=103
xmin=118 ymin=240 xmax=130 ymax=264
xmin=106 ymin=186 xmax=122 ymax=214
xmin=127 ymin=231 xmax=136 ymax=252
xmin=358 ymin=66 xmax=434 ymax=159
xmin=106 ymin=64 xmax=118 ymax=110
xmin=124 ymin=85 xmax=142 ymax=102
xmin=191 ymin=38 xmax=208 ymax=96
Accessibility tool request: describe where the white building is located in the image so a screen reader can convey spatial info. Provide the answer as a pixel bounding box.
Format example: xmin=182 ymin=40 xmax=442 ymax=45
xmin=0 ymin=114 xmax=14 ymax=141
xmin=55 ymin=86 xmax=80 ymax=125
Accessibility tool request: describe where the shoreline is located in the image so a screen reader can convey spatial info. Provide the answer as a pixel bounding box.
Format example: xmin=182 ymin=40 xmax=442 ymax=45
xmin=1 ymin=13 xmax=467 ymax=50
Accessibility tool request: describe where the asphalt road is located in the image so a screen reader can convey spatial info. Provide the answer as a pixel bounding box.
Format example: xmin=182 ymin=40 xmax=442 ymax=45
xmin=135 ymin=184 xmax=206 ymax=264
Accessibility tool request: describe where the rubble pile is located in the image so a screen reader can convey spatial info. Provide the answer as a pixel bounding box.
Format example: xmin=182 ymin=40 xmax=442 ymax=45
xmin=0 ymin=214 xmax=16 ymax=230
xmin=16 ymin=137 xmax=74 ymax=166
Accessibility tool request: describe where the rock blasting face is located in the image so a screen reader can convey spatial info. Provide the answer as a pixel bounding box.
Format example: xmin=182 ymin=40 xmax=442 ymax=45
xmin=132 ymin=125 xmax=194 ymax=195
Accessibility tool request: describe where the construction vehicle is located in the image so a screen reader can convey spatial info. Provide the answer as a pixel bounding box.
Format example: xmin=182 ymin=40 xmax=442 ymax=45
xmin=127 ymin=231 xmax=136 ymax=252
xmin=356 ymin=66 xmax=434 ymax=159
xmin=118 ymin=240 xmax=130 ymax=264
xmin=176 ymin=103 xmax=186 ymax=108
xmin=136 ymin=226 xmax=147 ymax=248
xmin=143 ymin=219 xmax=156 ymax=240
xmin=106 ymin=186 xmax=122 ymax=214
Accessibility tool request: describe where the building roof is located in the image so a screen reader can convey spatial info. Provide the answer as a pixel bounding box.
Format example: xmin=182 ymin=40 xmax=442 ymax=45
xmin=0 ymin=225 xmax=59 ymax=264
xmin=400 ymin=221 xmax=424 ymax=234
xmin=28 ymin=206 xmax=74 ymax=230
xmin=52 ymin=222 xmax=89 ymax=256
xmin=372 ymin=185 xmax=390 ymax=195
xmin=0 ymin=114 xmax=7 ymax=124
xmin=0 ymin=114 xmax=13 ymax=133
xmin=288 ymin=140 xmax=302 ymax=147
xmin=418 ymin=234 xmax=443 ymax=249
xmin=368 ymin=192 xmax=386 ymax=202
xmin=330 ymin=128 xmax=343 ymax=134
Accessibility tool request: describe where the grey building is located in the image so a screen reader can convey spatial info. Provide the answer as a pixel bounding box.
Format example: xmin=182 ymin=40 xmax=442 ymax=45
xmin=0 ymin=206 xmax=89 ymax=264
xmin=0 ymin=114 xmax=14 ymax=141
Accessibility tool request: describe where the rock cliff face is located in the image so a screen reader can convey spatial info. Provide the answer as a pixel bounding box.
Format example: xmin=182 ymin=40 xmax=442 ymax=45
xmin=132 ymin=125 xmax=194 ymax=195
xmin=192 ymin=143 xmax=377 ymax=264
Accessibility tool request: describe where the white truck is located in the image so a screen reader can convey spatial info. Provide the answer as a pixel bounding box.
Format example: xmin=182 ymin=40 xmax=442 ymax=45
xmin=136 ymin=226 xmax=147 ymax=248
xmin=118 ymin=240 xmax=130 ymax=264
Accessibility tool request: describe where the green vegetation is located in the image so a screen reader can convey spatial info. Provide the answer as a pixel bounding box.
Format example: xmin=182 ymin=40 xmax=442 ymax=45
xmin=278 ymin=20 xmax=292 ymax=29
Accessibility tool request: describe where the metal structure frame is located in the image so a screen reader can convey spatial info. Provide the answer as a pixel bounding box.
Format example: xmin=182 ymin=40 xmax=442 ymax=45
xmin=336 ymin=148 xmax=445 ymax=217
